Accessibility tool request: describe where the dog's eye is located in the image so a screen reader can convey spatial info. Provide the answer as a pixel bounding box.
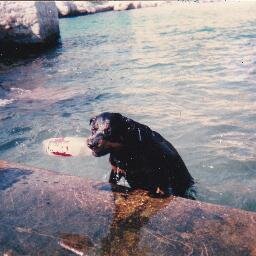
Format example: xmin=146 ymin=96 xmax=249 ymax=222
xmin=104 ymin=128 xmax=111 ymax=136
xmin=92 ymin=127 xmax=98 ymax=134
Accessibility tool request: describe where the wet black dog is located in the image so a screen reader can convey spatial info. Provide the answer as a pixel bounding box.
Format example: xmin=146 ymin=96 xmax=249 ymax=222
xmin=87 ymin=112 xmax=195 ymax=199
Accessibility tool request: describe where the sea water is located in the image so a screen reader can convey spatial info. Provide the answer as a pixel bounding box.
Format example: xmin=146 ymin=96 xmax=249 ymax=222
xmin=0 ymin=2 xmax=255 ymax=211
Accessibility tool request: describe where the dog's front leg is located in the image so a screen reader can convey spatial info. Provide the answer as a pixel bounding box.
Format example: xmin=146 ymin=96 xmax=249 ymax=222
xmin=108 ymin=165 xmax=123 ymax=184
xmin=147 ymin=169 xmax=170 ymax=198
xmin=109 ymin=169 xmax=119 ymax=184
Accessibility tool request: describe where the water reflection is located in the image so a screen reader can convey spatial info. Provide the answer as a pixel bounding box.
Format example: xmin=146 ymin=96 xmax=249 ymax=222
xmin=58 ymin=185 xmax=172 ymax=255
xmin=59 ymin=233 xmax=95 ymax=255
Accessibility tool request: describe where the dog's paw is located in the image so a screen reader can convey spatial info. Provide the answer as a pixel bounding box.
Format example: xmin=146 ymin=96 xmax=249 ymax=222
xmin=148 ymin=187 xmax=169 ymax=198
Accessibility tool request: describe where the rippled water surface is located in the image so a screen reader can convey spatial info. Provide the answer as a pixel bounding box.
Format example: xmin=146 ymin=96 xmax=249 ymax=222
xmin=0 ymin=2 xmax=256 ymax=211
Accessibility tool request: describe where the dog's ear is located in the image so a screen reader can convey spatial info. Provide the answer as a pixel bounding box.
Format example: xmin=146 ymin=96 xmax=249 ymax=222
xmin=89 ymin=117 xmax=96 ymax=125
xmin=111 ymin=113 xmax=125 ymax=123
xmin=109 ymin=113 xmax=127 ymax=133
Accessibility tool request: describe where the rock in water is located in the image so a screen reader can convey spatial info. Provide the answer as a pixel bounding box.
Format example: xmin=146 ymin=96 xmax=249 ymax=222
xmin=0 ymin=1 xmax=60 ymax=55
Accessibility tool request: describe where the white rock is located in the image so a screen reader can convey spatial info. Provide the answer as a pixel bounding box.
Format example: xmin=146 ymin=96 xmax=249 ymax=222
xmin=112 ymin=1 xmax=136 ymax=11
xmin=112 ymin=1 xmax=163 ymax=11
xmin=94 ymin=4 xmax=114 ymax=13
xmin=55 ymin=1 xmax=71 ymax=17
xmin=55 ymin=1 xmax=78 ymax=17
xmin=140 ymin=1 xmax=160 ymax=8
xmin=56 ymin=1 xmax=114 ymax=17
xmin=55 ymin=1 xmax=166 ymax=17
xmin=74 ymin=1 xmax=96 ymax=14
xmin=0 ymin=1 xmax=59 ymax=45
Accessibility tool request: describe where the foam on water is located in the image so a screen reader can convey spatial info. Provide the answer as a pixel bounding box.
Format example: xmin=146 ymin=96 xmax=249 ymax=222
xmin=0 ymin=99 xmax=14 ymax=107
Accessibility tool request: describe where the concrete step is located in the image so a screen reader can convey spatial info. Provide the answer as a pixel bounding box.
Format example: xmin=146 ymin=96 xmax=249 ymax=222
xmin=0 ymin=161 xmax=255 ymax=255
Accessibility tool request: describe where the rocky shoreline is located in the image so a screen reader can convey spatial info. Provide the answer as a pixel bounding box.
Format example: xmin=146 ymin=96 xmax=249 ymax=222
xmin=0 ymin=1 xmax=239 ymax=56
xmin=0 ymin=1 xmax=165 ymax=57
xmin=55 ymin=1 xmax=164 ymax=17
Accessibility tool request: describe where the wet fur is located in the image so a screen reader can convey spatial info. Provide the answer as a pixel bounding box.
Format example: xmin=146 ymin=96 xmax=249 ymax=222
xmin=87 ymin=112 xmax=195 ymax=199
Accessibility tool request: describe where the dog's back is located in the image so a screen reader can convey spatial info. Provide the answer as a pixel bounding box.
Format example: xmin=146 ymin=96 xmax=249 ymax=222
xmin=150 ymin=130 xmax=194 ymax=196
xmin=110 ymin=117 xmax=195 ymax=197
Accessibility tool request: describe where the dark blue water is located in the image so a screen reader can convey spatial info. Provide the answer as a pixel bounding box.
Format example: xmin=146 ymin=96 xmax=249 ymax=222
xmin=0 ymin=2 xmax=256 ymax=211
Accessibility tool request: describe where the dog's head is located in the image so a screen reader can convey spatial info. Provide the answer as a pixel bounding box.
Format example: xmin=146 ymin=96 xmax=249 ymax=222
xmin=87 ymin=112 xmax=151 ymax=157
xmin=87 ymin=112 xmax=125 ymax=157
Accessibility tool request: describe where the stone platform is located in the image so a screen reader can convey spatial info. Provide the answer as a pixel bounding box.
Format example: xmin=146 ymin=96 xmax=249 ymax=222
xmin=0 ymin=161 xmax=256 ymax=255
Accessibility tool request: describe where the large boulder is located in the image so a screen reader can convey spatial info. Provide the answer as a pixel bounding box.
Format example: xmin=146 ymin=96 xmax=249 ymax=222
xmin=112 ymin=1 xmax=136 ymax=11
xmin=55 ymin=1 xmax=78 ymax=17
xmin=0 ymin=1 xmax=60 ymax=55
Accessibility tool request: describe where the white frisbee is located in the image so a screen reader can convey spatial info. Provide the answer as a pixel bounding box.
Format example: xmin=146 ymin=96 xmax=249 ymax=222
xmin=42 ymin=137 xmax=92 ymax=157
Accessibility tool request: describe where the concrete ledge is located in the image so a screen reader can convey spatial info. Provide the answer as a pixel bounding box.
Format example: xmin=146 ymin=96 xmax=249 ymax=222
xmin=0 ymin=161 xmax=256 ymax=255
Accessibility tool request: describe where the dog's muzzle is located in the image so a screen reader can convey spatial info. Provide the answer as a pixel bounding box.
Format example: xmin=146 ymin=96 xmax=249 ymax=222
xmin=87 ymin=136 xmax=102 ymax=149
xmin=87 ymin=136 xmax=109 ymax=157
xmin=87 ymin=137 xmax=95 ymax=149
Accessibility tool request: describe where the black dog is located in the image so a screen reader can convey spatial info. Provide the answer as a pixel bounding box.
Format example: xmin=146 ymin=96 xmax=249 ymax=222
xmin=87 ymin=112 xmax=195 ymax=199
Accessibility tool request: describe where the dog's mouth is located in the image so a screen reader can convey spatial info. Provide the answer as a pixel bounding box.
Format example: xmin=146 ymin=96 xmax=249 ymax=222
xmin=91 ymin=147 xmax=101 ymax=156
xmin=87 ymin=136 xmax=123 ymax=157
xmin=90 ymin=146 xmax=110 ymax=157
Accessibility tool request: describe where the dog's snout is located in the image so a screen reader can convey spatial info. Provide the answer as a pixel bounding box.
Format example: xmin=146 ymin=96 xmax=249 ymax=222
xmin=87 ymin=138 xmax=96 ymax=149
xmin=87 ymin=136 xmax=103 ymax=149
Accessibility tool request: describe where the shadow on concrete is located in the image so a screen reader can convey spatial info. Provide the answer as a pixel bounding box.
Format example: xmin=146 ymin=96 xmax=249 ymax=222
xmin=58 ymin=185 xmax=172 ymax=255
xmin=0 ymin=168 xmax=32 ymax=191
xmin=0 ymin=161 xmax=256 ymax=255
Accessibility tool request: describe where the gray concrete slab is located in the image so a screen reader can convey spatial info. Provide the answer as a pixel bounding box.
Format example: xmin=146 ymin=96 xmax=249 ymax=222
xmin=0 ymin=161 xmax=256 ymax=255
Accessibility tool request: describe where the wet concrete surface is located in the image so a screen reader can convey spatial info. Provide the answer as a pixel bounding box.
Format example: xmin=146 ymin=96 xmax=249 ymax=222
xmin=0 ymin=161 xmax=256 ymax=255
